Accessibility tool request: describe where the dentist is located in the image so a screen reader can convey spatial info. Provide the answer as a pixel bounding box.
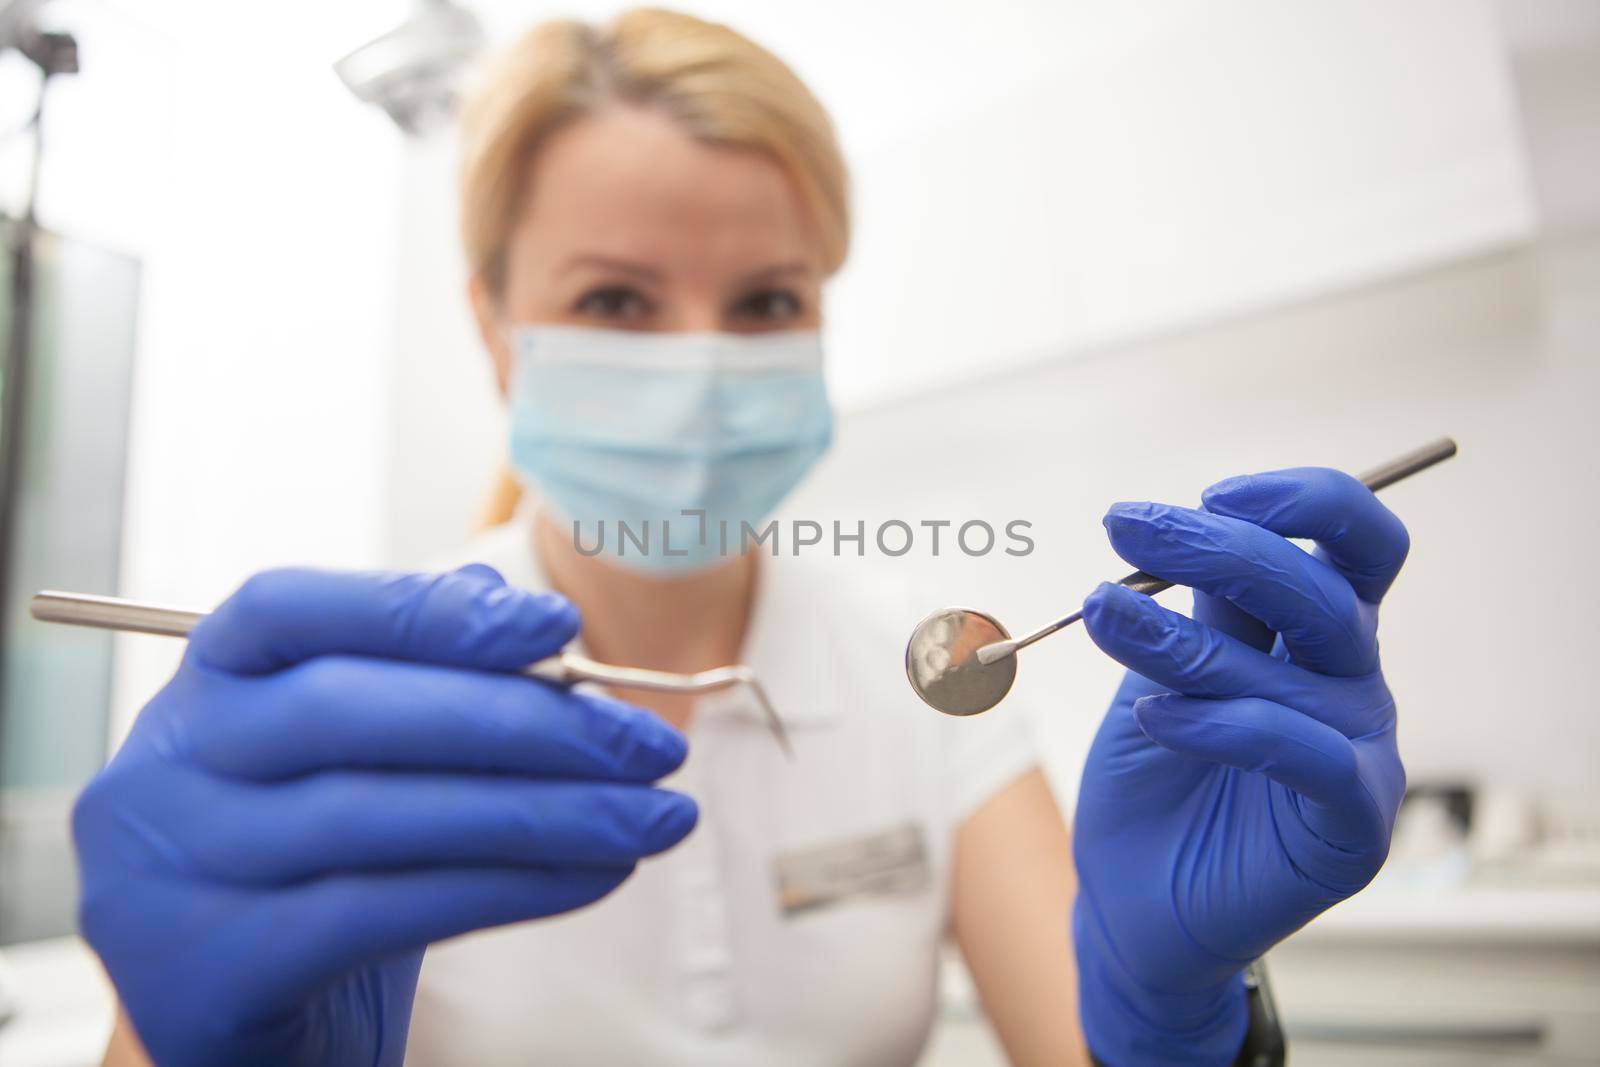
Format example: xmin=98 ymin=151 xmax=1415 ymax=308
xmin=82 ymin=9 xmax=1407 ymax=1066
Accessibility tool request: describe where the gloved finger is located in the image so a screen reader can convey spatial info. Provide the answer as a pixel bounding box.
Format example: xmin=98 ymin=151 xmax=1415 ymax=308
xmin=1192 ymin=591 xmax=1275 ymax=653
xmin=1133 ymin=692 xmax=1397 ymax=875
xmin=1131 ymin=693 xmax=1378 ymax=831
xmin=167 ymin=775 xmax=697 ymax=883
xmin=1081 ymin=583 xmax=1391 ymax=738
xmin=177 ymin=657 xmax=685 ymax=782
xmin=188 ymin=565 xmax=579 ymax=675
xmin=1201 ymin=466 xmax=1411 ymax=603
xmin=1103 ymin=501 xmax=1377 ymax=677
xmin=247 ymin=864 xmax=635 ymax=1016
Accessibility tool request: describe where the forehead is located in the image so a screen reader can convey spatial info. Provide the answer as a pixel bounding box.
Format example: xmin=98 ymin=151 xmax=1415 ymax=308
xmin=514 ymin=106 xmax=820 ymax=272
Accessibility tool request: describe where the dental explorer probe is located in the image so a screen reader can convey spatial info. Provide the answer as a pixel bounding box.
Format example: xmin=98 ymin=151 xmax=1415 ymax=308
xmin=904 ymin=437 xmax=1457 ymax=717
xmin=976 ymin=437 xmax=1457 ymax=664
xmin=30 ymin=590 xmax=792 ymax=758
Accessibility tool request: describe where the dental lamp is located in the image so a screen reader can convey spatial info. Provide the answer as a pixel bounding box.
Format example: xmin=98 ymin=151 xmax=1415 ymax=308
xmin=0 ymin=0 xmax=77 ymax=75
xmin=335 ymin=0 xmax=485 ymax=136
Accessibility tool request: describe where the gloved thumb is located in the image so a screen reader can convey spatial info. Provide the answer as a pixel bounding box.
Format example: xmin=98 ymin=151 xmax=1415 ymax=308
xmin=189 ymin=565 xmax=580 ymax=674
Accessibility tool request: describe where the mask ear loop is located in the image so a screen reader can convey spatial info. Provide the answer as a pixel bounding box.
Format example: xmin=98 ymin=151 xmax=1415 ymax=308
xmin=494 ymin=319 xmax=518 ymax=371
xmin=485 ymin=320 xmax=537 ymax=530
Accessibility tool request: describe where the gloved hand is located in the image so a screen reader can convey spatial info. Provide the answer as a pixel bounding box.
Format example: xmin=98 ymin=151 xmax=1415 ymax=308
xmin=73 ymin=565 xmax=696 ymax=1067
xmin=1072 ymin=468 xmax=1410 ymax=1066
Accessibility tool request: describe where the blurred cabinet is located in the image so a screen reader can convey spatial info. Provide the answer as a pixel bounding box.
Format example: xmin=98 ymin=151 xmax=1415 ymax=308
xmin=1273 ymin=888 xmax=1600 ymax=1065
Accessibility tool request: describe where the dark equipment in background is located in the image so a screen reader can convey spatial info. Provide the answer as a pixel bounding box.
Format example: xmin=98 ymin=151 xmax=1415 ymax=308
xmin=0 ymin=0 xmax=78 ymax=734
xmin=0 ymin=0 xmax=81 ymax=1021
xmin=2 ymin=0 xmax=139 ymax=960
xmin=1 ymin=3 xmax=80 ymax=639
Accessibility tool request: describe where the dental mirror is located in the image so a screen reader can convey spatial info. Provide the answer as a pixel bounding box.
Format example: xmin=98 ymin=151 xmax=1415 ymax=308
xmin=907 ymin=437 xmax=1458 ymax=717
xmin=904 ymin=607 xmax=1018 ymax=717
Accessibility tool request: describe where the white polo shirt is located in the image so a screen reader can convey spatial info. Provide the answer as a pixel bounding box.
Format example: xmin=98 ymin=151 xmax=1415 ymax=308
xmin=405 ymin=515 xmax=1037 ymax=1066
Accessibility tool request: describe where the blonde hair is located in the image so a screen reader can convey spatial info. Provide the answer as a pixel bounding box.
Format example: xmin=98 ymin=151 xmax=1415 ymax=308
xmin=461 ymin=7 xmax=851 ymax=528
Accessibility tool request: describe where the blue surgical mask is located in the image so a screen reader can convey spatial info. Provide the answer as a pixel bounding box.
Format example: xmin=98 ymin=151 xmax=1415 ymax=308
xmin=508 ymin=325 xmax=833 ymax=574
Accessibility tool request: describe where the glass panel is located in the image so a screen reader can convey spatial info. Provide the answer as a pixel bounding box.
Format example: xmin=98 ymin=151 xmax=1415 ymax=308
xmin=0 ymin=217 xmax=140 ymax=943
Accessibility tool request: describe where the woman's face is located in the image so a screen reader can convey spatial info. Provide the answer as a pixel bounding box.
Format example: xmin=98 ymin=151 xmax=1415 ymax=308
xmin=472 ymin=105 xmax=827 ymax=393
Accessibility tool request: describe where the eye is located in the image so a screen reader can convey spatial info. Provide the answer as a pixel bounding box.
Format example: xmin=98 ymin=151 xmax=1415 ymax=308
xmin=574 ymin=285 xmax=654 ymax=324
xmin=729 ymin=288 xmax=804 ymax=326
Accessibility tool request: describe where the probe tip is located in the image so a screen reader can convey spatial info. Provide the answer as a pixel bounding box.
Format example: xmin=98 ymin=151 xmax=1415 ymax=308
xmin=975 ymin=640 xmax=1016 ymax=666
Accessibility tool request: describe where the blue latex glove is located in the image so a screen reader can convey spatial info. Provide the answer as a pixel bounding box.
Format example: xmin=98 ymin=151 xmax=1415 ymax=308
xmin=73 ymin=565 xmax=696 ymax=1067
xmin=1072 ymin=467 xmax=1410 ymax=1066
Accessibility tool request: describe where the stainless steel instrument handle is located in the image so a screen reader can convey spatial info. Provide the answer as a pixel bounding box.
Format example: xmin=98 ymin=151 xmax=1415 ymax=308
xmin=1109 ymin=436 xmax=1457 ymax=605
xmin=30 ymin=588 xmax=792 ymax=757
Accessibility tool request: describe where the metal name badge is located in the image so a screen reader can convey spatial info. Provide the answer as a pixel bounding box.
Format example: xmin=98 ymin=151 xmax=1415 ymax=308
xmin=773 ymin=822 xmax=931 ymax=916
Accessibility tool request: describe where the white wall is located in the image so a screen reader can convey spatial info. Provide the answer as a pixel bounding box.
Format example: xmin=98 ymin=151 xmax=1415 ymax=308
xmin=382 ymin=134 xmax=506 ymax=567
xmin=381 ymin=0 xmax=1534 ymax=564
xmin=828 ymin=0 xmax=1534 ymax=405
